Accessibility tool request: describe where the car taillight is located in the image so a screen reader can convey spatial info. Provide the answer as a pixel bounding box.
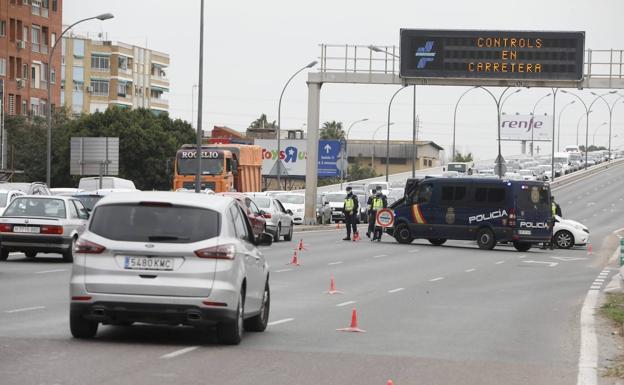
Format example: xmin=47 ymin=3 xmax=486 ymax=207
xmin=195 ymin=244 xmax=235 ymax=259
xmin=0 ymin=224 xmax=12 ymax=232
xmin=263 ymin=213 xmax=272 ymax=219
xmin=41 ymin=225 xmax=63 ymax=235
xmin=75 ymin=239 xmax=106 ymax=254
xmin=508 ymin=208 xmax=516 ymax=227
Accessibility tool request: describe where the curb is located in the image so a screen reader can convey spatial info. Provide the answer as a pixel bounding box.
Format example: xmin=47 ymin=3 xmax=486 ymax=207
xmin=293 ymin=225 xmax=337 ymax=233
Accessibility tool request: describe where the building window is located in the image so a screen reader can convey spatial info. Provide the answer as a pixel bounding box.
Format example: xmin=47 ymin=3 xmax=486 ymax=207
xmin=23 ymin=63 xmax=28 ymax=79
xmin=8 ymin=94 xmax=15 ymax=115
xmin=91 ymin=55 xmax=110 ymax=70
xmin=118 ymin=56 xmax=132 ymax=71
xmin=0 ymin=59 xmax=5 ymax=76
xmin=22 ymin=25 xmax=28 ymax=42
xmin=72 ymin=66 xmax=84 ymax=82
xmin=21 ymin=100 xmax=28 ymax=116
xmin=31 ymin=25 xmax=41 ymax=52
xmin=72 ymin=90 xmax=83 ymax=114
xmin=50 ymin=32 xmax=56 ymax=48
xmin=0 ymin=21 xmax=6 ymax=37
xmin=91 ymin=79 xmax=109 ymax=96
xmin=50 ymin=67 xmax=55 ymax=83
xmin=52 ymin=0 xmax=57 ymax=12
xmin=117 ymin=82 xmax=128 ymax=97
xmin=73 ymin=39 xmax=84 ymax=58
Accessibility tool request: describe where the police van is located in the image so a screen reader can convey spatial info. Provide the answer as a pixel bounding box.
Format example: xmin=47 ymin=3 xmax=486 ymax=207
xmin=389 ymin=178 xmax=552 ymax=251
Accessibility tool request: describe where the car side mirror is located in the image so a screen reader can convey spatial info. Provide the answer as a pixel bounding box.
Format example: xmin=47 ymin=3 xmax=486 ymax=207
xmin=256 ymin=232 xmax=273 ymax=246
xmin=287 ymin=209 xmax=293 ymax=215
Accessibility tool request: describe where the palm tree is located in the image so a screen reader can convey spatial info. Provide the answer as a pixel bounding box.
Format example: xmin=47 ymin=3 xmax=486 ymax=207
xmin=320 ymin=120 xmax=345 ymax=139
xmin=248 ymin=114 xmax=277 ymax=129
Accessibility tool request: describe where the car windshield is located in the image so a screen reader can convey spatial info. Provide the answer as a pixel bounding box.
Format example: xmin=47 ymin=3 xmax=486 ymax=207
xmin=4 ymin=197 xmax=66 ymax=218
xmin=325 ymin=193 xmax=345 ymax=202
xmin=253 ymin=197 xmax=271 ymax=209
xmin=275 ymin=194 xmax=304 ymax=204
xmin=90 ymin=203 xmax=219 ymax=243
xmin=176 ymin=153 xmax=225 ymax=175
xmin=73 ymin=195 xmax=103 ymax=211
xmin=0 ymin=193 xmax=7 ymax=207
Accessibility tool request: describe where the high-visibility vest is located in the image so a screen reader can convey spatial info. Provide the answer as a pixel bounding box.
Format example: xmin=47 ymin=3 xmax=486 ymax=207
xmin=551 ymin=202 xmax=557 ymax=216
xmin=373 ymin=197 xmax=383 ymax=210
xmin=344 ymin=197 xmax=354 ymax=212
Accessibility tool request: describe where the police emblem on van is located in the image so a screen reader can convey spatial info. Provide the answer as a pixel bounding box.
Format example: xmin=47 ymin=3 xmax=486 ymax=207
xmin=445 ymin=207 xmax=455 ymax=224
xmin=469 ymin=209 xmax=508 ymax=224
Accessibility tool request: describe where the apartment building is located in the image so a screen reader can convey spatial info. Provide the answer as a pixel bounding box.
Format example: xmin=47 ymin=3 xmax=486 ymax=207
xmin=0 ymin=0 xmax=63 ymax=117
xmin=61 ymin=35 xmax=169 ymax=115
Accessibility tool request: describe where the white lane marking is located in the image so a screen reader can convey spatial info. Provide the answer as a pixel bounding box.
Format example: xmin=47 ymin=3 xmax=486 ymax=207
xmin=408 ymin=249 xmax=420 ymax=253
xmin=160 ymin=346 xmax=199 ymax=359
xmin=328 ymin=261 xmax=343 ymax=266
xmin=465 ymin=268 xmax=477 ymax=272
xmin=274 ymin=268 xmax=293 ymax=273
xmin=372 ymin=254 xmax=387 ymax=259
xmin=593 ymin=279 xmax=605 ymax=282
xmin=590 ymin=286 xmax=601 ymax=290
xmin=35 ymin=269 xmax=66 ymax=274
xmin=4 ymin=306 xmax=46 ymax=314
xmin=268 ymin=318 xmax=294 ymax=326
xmin=495 ymin=260 xmax=505 ymax=264
xmin=388 ymin=288 xmax=404 ymax=293
xmin=336 ymin=301 xmax=356 ymax=307
xmin=518 ymin=255 xmax=527 ymax=259
xmin=429 ymin=277 xmax=444 ymax=282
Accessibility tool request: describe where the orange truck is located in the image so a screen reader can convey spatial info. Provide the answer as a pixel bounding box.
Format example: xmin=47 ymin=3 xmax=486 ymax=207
xmin=172 ymin=143 xmax=263 ymax=193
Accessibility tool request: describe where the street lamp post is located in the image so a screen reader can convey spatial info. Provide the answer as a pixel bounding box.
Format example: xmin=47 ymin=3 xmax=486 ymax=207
xmin=277 ymin=60 xmax=317 ymax=190
xmin=452 ymin=86 xmax=479 ymax=162
xmin=341 ymin=118 xmax=368 ymax=189
xmin=191 ymin=84 xmax=198 ymax=129
xmin=592 ymin=122 xmax=607 ymax=146
xmin=386 ymin=86 xmax=408 ymax=181
xmin=46 ymin=13 xmax=114 ymax=187
xmin=372 ymin=123 xmax=393 ymax=168
xmin=530 ymin=93 xmax=552 ymax=156
xmin=590 ymin=91 xmax=623 ymax=161
xmin=477 ymin=87 xmax=522 ymax=177
xmin=194 ymin=0 xmax=204 ymax=192
xmin=557 ymin=100 xmax=575 ymax=151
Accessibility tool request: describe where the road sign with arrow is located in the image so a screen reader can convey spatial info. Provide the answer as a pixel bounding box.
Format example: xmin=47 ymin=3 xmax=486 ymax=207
xmin=317 ymin=140 xmax=342 ymax=177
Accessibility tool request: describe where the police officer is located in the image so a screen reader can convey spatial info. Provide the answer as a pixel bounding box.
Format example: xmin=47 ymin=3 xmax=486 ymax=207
xmin=543 ymin=195 xmax=561 ymax=249
xmin=552 ymin=195 xmax=562 ymax=217
xmin=367 ymin=186 xmax=388 ymax=241
xmin=343 ymin=187 xmax=359 ymax=241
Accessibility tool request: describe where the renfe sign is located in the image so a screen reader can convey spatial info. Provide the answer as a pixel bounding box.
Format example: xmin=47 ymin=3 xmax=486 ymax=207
xmin=400 ymin=29 xmax=585 ymax=81
xmin=500 ymin=114 xmax=553 ymax=141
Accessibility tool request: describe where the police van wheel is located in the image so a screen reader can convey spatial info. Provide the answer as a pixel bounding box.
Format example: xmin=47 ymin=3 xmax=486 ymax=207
xmin=394 ymin=223 xmax=414 ymax=244
xmin=428 ymin=238 xmax=446 ymax=246
xmin=513 ymin=241 xmax=532 ymax=252
xmin=477 ymin=228 xmax=496 ymax=250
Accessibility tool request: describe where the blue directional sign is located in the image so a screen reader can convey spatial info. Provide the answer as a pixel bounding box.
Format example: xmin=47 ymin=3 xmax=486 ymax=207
xmin=317 ymin=140 xmax=343 ymax=177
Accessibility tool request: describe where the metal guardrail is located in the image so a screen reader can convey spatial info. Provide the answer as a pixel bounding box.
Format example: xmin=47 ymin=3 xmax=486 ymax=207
xmin=318 ymin=44 xmax=624 ymax=86
xmin=549 ymin=157 xmax=624 ymax=189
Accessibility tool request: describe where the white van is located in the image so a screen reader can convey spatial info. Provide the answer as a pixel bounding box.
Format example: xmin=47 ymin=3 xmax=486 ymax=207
xmin=78 ymin=177 xmax=136 ymax=191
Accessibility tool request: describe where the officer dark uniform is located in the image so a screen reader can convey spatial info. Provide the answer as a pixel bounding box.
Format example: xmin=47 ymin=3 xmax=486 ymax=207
xmin=543 ymin=195 xmax=561 ymax=249
xmin=367 ymin=187 xmax=388 ymax=242
xmin=343 ymin=187 xmax=359 ymax=241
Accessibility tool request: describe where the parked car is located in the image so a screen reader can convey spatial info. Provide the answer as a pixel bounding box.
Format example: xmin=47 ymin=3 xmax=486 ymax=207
xmin=316 ymin=194 xmax=332 ymax=224
xmin=324 ymin=191 xmax=347 ymax=223
xmin=517 ymin=169 xmax=537 ymax=181
xmin=274 ymin=193 xmax=305 ymax=224
xmin=68 ymin=192 xmax=272 ymax=345
xmin=51 ymin=188 xmax=84 ymax=196
xmin=0 ymin=182 xmax=51 ymax=195
xmin=248 ymin=195 xmax=294 ymax=242
xmin=553 ymin=215 xmax=589 ymax=249
xmin=219 ymin=192 xmax=267 ymax=237
xmin=0 ymin=196 xmax=89 ymax=261
xmin=0 ymin=189 xmax=26 ymax=216
xmin=78 ymin=177 xmax=136 ymax=191
xmin=73 ymin=189 xmax=138 ymax=211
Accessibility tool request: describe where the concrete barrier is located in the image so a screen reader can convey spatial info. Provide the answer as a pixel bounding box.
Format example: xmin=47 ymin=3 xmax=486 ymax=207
xmin=549 ymin=158 xmax=624 ymax=189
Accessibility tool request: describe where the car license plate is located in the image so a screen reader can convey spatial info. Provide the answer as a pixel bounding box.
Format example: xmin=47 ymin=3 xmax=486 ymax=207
xmin=124 ymin=256 xmax=174 ymax=271
xmin=13 ymin=226 xmax=40 ymax=233
xmin=518 ymin=230 xmax=531 ymax=235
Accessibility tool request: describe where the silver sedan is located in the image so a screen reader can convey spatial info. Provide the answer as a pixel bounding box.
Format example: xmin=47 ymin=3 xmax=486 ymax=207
xmin=248 ymin=194 xmax=294 ymax=242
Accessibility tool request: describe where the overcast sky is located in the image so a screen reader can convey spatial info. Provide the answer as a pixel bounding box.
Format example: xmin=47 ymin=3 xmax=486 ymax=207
xmin=64 ymin=0 xmax=624 ymax=160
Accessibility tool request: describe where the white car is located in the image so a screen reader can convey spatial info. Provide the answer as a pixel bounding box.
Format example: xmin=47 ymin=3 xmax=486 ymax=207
xmin=274 ymin=193 xmax=305 ymax=224
xmin=0 ymin=189 xmax=26 ymax=216
xmin=553 ymin=215 xmax=589 ymax=249
xmin=517 ymin=169 xmax=537 ymax=181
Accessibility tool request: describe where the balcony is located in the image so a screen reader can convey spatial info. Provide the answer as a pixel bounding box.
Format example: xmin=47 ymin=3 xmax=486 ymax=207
xmin=31 ymin=43 xmax=40 ymax=53
xmin=40 ymin=44 xmax=48 ymax=54
xmin=31 ymin=5 xmax=40 ymax=16
xmin=150 ymin=97 xmax=168 ymax=105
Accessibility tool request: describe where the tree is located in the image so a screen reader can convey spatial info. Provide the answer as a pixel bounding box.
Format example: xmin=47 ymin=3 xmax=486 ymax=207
xmin=320 ymin=121 xmax=345 ymax=140
xmin=579 ymin=145 xmax=606 ymax=152
xmin=6 ymin=107 xmax=195 ymax=190
xmin=347 ymin=162 xmax=377 ymax=181
xmin=454 ymin=151 xmax=473 ymax=162
xmin=248 ymin=114 xmax=276 ymax=129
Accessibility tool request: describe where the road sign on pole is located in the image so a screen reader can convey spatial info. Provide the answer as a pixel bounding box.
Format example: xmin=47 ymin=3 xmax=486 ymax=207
xmin=318 ymin=139 xmax=341 ymax=177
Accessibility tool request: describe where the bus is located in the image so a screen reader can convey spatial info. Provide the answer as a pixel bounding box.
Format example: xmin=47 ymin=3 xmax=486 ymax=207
xmin=388 ymin=177 xmax=552 ymax=251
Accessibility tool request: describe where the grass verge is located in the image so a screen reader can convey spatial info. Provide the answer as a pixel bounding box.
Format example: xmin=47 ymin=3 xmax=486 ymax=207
xmin=601 ymin=293 xmax=624 ymax=379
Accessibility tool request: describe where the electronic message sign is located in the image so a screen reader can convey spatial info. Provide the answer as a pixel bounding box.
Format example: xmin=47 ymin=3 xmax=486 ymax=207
xmin=400 ymin=29 xmax=585 ymax=81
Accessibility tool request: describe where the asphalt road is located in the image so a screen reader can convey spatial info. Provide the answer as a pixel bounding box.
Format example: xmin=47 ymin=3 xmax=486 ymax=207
xmin=1 ymin=164 xmax=622 ymax=385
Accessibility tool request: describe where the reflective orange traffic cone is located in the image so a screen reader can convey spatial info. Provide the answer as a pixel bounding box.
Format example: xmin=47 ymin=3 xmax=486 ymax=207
xmin=387 ymin=381 xmax=394 ymax=385
xmin=325 ymin=274 xmax=343 ymax=295
xmin=287 ymin=250 xmax=300 ymax=266
xmin=336 ymin=222 xmax=341 ymax=230
xmin=337 ymin=307 xmax=366 ymax=332
xmin=297 ymin=239 xmax=307 ymax=251
xmin=587 ymin=243 xmax=593 ymax=255
xmin=352 ymin=232 xmax=360 ymax=242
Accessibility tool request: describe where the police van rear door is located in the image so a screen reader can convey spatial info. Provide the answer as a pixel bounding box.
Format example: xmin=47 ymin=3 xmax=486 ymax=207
xmin=514 ymin=183 xmax=551 ymax=240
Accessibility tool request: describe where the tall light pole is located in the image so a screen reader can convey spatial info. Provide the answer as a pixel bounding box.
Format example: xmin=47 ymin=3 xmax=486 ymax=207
xmin=561 ymin=90 xmax=599 ymax=170
xmin=341 ymin=118 xmax=368 ymax=189
xmin=46 ymin=13 xmax=114 ymax=187
xmin=372 ymin=123 xmax=393 ymax=168
xmin=557 ymin=100 xmax=575 ymax=151
xmin=191 ymin=84 xmax=198 ymax=129
xmin=386 ymin=86 xmax=408 ymax=181
xmin=194 ymin=0 xmax=204 ymax=192
xmin=590 ymin=91 xmax=623 ymax=161
xmin=575 ymin=111 xmax=592 ymax=146
xmin=478 ymin=87 xmax=522 ymax=177
xmin=592 ymin=122 xmax=607 ymax=146
xmin=530 ymin=93 xmax=551 ymax=156
xmin=277 ymin=60 xmax=317 ymax=190
xmin=452 ymin=86 xmax=479 ymax=162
